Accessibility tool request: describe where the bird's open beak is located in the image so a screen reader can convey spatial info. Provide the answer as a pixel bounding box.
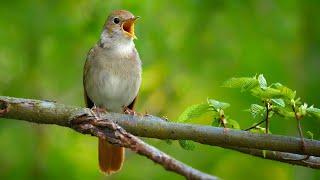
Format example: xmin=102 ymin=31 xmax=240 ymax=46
xmin=122 ymin=16 xmax=140 ymax=39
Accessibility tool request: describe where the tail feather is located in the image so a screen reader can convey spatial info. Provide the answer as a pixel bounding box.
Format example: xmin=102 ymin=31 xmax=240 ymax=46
xmin=98 ymin=137 xmax=125 ymax=174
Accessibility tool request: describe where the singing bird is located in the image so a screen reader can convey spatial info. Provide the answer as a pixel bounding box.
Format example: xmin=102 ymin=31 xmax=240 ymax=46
xmin=83 ymin=10 xmax=142 ymax=174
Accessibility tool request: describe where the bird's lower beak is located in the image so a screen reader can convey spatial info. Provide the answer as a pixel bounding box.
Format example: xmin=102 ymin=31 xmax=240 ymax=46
xmin=122 ymin=16 xmax=139 ymax=39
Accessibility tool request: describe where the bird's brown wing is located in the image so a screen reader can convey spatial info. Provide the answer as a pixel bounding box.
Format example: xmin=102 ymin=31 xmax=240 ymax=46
xmin=83 ymin=47 xmax=95 ymax=108
xmin=127 ymin=97 xmax=136 ymax=110
xmin=126 ymin=48 xmax=139 ymax=111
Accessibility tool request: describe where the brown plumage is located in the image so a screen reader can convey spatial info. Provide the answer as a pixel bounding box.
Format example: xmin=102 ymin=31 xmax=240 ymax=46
xmin=83 ymin=10 xmax=141 ymax=174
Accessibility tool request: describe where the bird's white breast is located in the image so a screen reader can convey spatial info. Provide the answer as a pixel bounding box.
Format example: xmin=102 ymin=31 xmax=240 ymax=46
xmin=85 ymin=43 xmax=141 ymax=112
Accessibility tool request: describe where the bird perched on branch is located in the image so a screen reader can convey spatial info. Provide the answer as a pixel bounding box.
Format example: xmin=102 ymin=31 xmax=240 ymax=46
xmin=83 ymin=10 xmax=142 ymax=174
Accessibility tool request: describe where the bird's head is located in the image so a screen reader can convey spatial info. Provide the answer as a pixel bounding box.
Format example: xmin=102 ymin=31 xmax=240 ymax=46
xmin=101 ymin=10 xmax=139 ymax=45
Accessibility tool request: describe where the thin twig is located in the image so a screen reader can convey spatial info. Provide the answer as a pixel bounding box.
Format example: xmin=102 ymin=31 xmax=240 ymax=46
xmin=265 ymin=102 xmax=271 ymax=134
xmin=244 ymin=119 xmax=266 ymax=131
xmin=292 ymin=105 xmax=306 ymax=150
xmin=71 ymin=112 xmax=218 ymax=180
xmin=244 ymin=102 xmax=270 ymax=133
xmin=291 ymin=105 xmax=309 ymax=161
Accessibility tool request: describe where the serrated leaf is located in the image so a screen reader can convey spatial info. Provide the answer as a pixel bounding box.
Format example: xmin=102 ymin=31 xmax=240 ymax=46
xmin=306 ymin=131 xmax=314 ymax=140
xmin=280 ymin=87 xmax=296 ymax=100
xmin=250 ymin=104 xmax=265 ymax=118
xmin=179 ymin=140 xmax=195 ymax=150
xmin=269 ymin=83 xmax=296 ymax=100
xmin=258 ymin=74 xmax=267 ymax=90
xmin=251 ymin=87 xmax=282 ymax=99
xmin=222 ymin=76 xmax=259 ymax=92
xmin=177 ymin=103 xmax=211 ymax=123
xmin=227 ymin=119 xmax=240 ymax=129
xmin=273 ymin=106 xmax=295 ymax=118
xmin=306 ymin=106 xmax=320 ymax=118
xmin=271 ymin=98 xmax=285 ymax=107
xmin=208 ymin=99 xmax=230 ymax=111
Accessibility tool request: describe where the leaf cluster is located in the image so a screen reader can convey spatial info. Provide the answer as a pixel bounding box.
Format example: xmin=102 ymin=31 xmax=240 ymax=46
xmin=174 ymin=74 xmax=320 ymax=150
xmin=223 ymin=74 xmax=320 ymax=120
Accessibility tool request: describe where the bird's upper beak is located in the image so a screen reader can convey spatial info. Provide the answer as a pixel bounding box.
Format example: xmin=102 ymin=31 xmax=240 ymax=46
xmin=122 ymin=16 xmax=140 ymax=39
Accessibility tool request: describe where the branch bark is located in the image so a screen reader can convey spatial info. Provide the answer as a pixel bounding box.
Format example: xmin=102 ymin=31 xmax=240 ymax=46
xmin=1 ymin=96 xmax=320 ymax=170
xmin=0 ymin=96 xmax=217 ymax=180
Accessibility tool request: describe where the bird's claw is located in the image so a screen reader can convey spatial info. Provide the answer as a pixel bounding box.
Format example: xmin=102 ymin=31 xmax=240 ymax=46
xmin=124 ymin=108 xmax=137 ymax=115
xmin=90 ymin=106 xmax=107 ymax=119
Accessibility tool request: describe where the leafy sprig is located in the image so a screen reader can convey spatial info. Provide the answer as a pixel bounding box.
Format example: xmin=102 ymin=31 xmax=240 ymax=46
xmin=175 ymin=74 xmax=320 ymax=150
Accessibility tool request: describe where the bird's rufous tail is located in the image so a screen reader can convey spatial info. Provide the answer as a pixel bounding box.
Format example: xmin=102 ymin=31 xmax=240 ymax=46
xmin=98 ymin=137 xmax=124 ymax=174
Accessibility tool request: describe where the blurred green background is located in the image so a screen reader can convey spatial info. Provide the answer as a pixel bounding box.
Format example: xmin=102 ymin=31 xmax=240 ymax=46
xmin=0 ymin=0 xmax=319 ymax=179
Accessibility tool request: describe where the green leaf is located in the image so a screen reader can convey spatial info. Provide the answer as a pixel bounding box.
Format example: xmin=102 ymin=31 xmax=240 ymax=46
xmin=222 ymin=76 xmax=259 ymax=92
xmin=271 ymin=83 xmax=296 ymax=100
xmin=208 ymin=99 xmax=230 ymax=111
xmin=271 ymin=98 xmax=285 ymax=107
xmin=298 ymin=103 xmax=308 ymax=116
xmin=177 ymin=103 xmax=211 ymax=123
xmin=258 ymin=74 xmax=267 ymax=90
xmin=227 ymin=119 xmax=240 ymax=129
xmin=179 ymin=140 xmax=195 ymax=150
xmin=211 ymin=117 xmax=220 ymax=127
xmin=270 ymin=82 xmax=283 ymax=88
xmin=306 ymin=131 xmax=314 ymax=140
xmin=273 ymin=106 xmax=295 ymax=118
xmin=249 ymin=104 xmax=265 ymax=118
xmin=281 ymin=87 xmax=296 ymax=100
xmin=251 ymin=87 xmax=282 ymax=99
xmin=306 ymin=105 xmax=320 ymax=118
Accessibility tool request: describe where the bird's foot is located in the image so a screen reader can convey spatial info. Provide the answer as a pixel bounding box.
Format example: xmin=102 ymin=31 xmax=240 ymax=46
xmin=90 ymin=106 xmax=107 ymax=119
xmin=124 ymin=107 xmax=137 ymax=116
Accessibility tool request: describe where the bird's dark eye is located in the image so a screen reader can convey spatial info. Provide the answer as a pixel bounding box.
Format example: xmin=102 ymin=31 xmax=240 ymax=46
xmin=113 ymin=17 xmax=120 ymax=24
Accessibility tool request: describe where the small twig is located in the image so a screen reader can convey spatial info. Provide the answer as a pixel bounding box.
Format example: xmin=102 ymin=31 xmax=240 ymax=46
xmin=291 ymin=105 xmax=309 ymax=161
xmin=265 ymin=102 xmax=271 ymax=134
xmin=292 ymin=105 xmax=306 ymax=150
xmin=244 ymin=119 xmax=266 ymax=131
xmin=71 ymin=113 xmax=218 ymax=180
xmin=244 ymin=102 xmax=271 ymax=133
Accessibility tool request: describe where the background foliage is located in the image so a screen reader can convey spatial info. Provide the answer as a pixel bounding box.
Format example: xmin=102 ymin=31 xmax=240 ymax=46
xmin=0 ymin=0 xmax=319 ymax=179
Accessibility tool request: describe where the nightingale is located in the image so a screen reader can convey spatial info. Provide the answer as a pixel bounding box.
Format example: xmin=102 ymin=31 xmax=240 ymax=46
xmin=83 ymin=10 xmax=141 ymax=174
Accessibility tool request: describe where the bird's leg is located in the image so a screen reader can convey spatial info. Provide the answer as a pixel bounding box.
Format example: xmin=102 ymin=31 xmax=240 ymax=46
xmin=90 ymin=105 xmax=107 ymax=119
xmin=124 ymin=106 xmax=137 ymax=116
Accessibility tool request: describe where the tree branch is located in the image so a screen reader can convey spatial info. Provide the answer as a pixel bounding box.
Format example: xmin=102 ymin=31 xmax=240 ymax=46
xmin=0 ymin=96 xmax=217 ymax=180
xmin=1 ymin=96 xmax=320 ymax=170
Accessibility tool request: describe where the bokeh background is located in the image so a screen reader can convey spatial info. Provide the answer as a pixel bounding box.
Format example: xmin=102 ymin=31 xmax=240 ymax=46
xmin=0 ymin=0 xmax=319 ymax=179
